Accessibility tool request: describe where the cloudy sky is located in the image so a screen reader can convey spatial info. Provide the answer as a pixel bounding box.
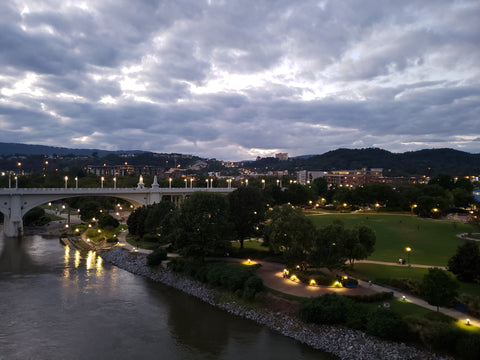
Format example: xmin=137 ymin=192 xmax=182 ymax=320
xmin=0 ymin=0 xmax=479 ymax=161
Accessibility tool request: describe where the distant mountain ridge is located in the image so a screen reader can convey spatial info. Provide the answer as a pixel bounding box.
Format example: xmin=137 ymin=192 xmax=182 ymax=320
xmin=1 ymin=142 xmax=479 ymax=176
xmin=0 ymin=142 xmax=146 ymax=157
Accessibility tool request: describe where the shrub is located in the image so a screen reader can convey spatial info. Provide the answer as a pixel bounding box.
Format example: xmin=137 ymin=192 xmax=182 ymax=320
xmin=456 ymin=333 xmax=480 ymax=360
xmin=366 ymin=308 xmax=410 ymax=341
xmin=456 ymin=294 xmax=480 ymax=318
xmin=346 ymin=292 xmax=393 ymax=303
xmin=298 ymin=293 xmax=354 ymax=325
xmin=376 ymin=278 xmax=421 ymax=295
xmin=341 ymin=278 xmax=358 ymax=287
xmin=142 ymin=233 xmax=160 ymax=243
xmin=243 ymin=275 xmax=264 ymax=301
xmin=345 ymin=303 xmax=369 ymax=331
xmin=146 ymin=247 xmax=167 ymax=266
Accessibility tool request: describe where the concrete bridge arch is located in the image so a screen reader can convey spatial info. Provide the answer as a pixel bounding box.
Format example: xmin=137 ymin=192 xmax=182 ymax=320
xmin=0 ymin=183 xmax=235 ymax=237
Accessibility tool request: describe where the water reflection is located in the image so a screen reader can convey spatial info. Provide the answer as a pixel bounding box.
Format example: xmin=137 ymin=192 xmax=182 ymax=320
xmin=0 ymin=232 xmax=335 ymax=360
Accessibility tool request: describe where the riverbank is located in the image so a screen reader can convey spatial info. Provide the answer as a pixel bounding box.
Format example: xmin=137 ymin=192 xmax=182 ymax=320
xmin=100 ymin=247 xmax=451 ymax=360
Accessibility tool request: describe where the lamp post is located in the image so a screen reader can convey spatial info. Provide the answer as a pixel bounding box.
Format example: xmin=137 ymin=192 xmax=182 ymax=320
xmin=210 ymin=178 xmax=213 ymax=188
xmin=190 ymin=178 xmax=193 ymax=188
xmin=75 ymin=176 xmax=78 ymax=189
xmin=262 ymin=179 xmax=265 ymax=189
xmin=184 ymin=178 xmax=187 ymax=188
xmin=113 ymin=177 xmax=116 ymax=189
xmin=206 ymin=179 xmax=209 ymax=188
xmin=15 ymin=175 xmax=18 ymax=188
xmin=405 ymin=247 xmax=411 ymax=265
xmin=64 ymin=176 xmax=68 ymax=189
xmin=169 ymin=178 xmax=172 ymax=189
xmin=101 ymin=176 xmax=104 ymax=188
xmin=245 ymin=179 xmax=248 ymax=187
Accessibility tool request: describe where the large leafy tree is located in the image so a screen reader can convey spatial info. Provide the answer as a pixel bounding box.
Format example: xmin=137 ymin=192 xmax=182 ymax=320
xmin=309 ymin=221 xmax=347 ymax=270
xmin=266 ymin=205 xmax=316 ymax=265
xmin=421 ymin=267 xmax=459 ymax=312
xmin=144 ymin=200 xmax=176 ymax=236
xmin=447 ymin=241 xmax=480 ymax=282
xmin=171 ymin=192 xmax=233 ymax=260
xmin=228 ymin=187 xmax=266 ymax=248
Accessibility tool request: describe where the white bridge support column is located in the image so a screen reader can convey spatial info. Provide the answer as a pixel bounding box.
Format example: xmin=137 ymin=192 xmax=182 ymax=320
xmin=4 ymin=195 xmax=23 ymax=237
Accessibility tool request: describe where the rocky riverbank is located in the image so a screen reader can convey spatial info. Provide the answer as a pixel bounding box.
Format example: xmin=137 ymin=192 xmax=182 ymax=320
xmin=100 ymin=247 xmax=451 ymax=360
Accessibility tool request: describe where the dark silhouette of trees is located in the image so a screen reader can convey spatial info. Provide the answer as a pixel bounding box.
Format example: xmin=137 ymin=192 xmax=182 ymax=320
xmin=448 ymin=241 xmax=480 ymax=282
xmin=421 ymin=268 xmax=459 ymax=312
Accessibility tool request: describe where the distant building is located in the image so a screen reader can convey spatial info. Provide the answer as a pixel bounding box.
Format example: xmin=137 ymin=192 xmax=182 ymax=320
xmin=275 ymin=153 xmax=288 ymax=161
xmin=296 ymin=170 xmax=328 ymax=185
xmin=87 ymin=164 xmax=165 ymax=177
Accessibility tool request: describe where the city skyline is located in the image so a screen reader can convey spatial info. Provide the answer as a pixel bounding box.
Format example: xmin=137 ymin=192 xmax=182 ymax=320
xmin=1 ymin=0 xmax=479 ymax=161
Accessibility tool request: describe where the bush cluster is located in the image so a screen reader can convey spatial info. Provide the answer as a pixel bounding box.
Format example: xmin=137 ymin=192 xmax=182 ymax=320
xmin=167 ymin=259 xmax=265 ymax=301
xmin=299 ymin=293 xmax=480 ymax=359
xmin=286 ymin=268 xmax=336 ymax=286
xmin=298 ymin=294 xmax=411 ymax=341
xmin=146 ymin=247 xmax=168 ymax=266
xmin=376 ymin=277 xmax=421 ymax=295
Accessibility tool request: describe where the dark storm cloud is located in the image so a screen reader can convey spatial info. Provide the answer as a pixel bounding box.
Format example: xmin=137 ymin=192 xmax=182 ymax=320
xmin=0 ymin=0 xmax=478 ymax=160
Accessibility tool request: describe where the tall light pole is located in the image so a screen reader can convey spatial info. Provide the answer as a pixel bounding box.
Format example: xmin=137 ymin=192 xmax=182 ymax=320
xmin=169 ymin=178 xmax=172 ymax=189
xmin=245 ymin=179 xmax=248 ymax=187
xmin=184 ymin=178 xmax=187 ymax=188
xmin=75 ymin=176 xmax=78 ymax=189
xmin=262 ymin=179 xmax=265 ymax=189
xmin=206 ymin=179 xmax=209 ymax=188
xmin=405 ymin=247 xmax=412 ymax=265
xmin=64 ymin=176 xmax=68 ymax=189
xmin=113 ymin=177 xmax=117 ymax=189
xmin=101 ymin=176 xmax=104 ymax=188
xmin=190 ymin=178 xmax=193 ymax=188
xmin=210 ymin=178 xmax=213 ymax=188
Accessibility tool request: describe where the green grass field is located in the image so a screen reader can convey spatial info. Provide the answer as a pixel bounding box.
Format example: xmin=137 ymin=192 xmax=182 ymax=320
xmin=309 ymin=213 xmax=477 ymax=266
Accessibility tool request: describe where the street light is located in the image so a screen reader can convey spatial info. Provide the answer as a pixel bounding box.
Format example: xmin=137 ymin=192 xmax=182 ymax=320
xmin=75 ymin=176 xmax=78 ymax=189
xmin=64 ymin=176 xmax=68 ymax=189
xmin=184 ymin=178 xmax=187 ymax=188
xmin=261 ymin=179 xmax=265 ymax=189
xmin=101 ymin=176 xmax=104 ymax=188
xmin=405 ymin=247 xmax=412 ymax=265
xmin=169 ymin=177 xmax=172 ymax=189
xmin=113 ymin=177 xmax=117 ymax=189
xmin=206 ymin=179 xmax=209 ymax=188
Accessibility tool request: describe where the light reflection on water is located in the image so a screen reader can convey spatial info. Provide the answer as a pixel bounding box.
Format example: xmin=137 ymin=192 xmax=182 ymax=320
xmin=0 ymin=231 xmax=336 ymax=360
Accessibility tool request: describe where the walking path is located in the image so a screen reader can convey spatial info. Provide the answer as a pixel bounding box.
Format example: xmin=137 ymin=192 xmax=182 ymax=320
xmin=110 ymin=231 xmax=479 ymax=328
xmin=355 ymin=259 xmax=447 ymax=270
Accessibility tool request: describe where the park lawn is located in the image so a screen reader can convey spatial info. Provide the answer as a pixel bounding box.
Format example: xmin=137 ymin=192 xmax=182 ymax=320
xmin=349 ymin=263 xmax=480 ymax=297
xmin=126 ymin=234 xmax=160 ymax=250
xmin=309 ymin=213 xmax=477 ymax=266
xmin=231 ymin=239 xmax=269 ymax=251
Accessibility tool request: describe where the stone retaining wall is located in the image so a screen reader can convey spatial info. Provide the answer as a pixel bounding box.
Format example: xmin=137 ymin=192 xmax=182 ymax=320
xmin=101 ymin=247 xmax=451 ymax=360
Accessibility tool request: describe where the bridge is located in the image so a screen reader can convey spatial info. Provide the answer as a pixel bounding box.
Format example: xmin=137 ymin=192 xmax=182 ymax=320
xmin=0 ymin=176 xmax=235 ymax=237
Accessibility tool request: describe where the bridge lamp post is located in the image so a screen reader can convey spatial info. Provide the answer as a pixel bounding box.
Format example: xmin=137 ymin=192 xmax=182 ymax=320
xmin=210 ymin=178 xmax=213 ymax=188
xmin=75 ymin=176 xmax=78 ymax=189
xmin=205 ymin=179 xmax=209 ymax=188
xmin=113 ymin=177 xmax=117 ymax=189
xmin=15 ymin=175 xmax=18 ymax=189
xmin=190 ymin=178 xmax=193 ymax=188
xmin=262 ymin=179 xmax=265 ymax=189
xmin=184 ymin=178 xmax=187 ymax=188
xmin=101 ymin=176 xmax=104 ymax=188
xmin=169 ymin=178 xmax=172 ymax=189
xmin=64 ymin=176 xmax=68 ymax=189
xmin=245 ymin=179 xmax=248 ymax=187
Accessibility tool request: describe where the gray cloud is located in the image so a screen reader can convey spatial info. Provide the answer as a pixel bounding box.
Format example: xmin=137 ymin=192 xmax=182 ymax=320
xmin=0 ymin=0 xmax=478 ymax=161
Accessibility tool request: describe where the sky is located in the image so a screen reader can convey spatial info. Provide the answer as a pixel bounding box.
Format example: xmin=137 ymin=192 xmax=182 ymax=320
xmin=0 ymin=0 xmax=479 ymax=161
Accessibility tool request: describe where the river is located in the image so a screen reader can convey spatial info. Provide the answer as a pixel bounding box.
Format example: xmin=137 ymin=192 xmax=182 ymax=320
xmin=0 ymin=232 xmax=334 ymax=360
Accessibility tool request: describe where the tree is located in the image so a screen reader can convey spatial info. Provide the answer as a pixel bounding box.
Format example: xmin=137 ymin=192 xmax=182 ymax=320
xmin=228 ymin=187 xmax=266 ymax=248
xmin=312 ymin=177 xmax=328 ymax=198
xmin=309 ymin=221 xmax=347 ymax=270
xmin=98 ymin=213 xmax=120 ymax=229
xmin=170 ymin=192 xmax=233 ymax=260
xmin=144 ymin=200 xmax=176 ymax=236
xmin=266 ymin=205 xmax=316 ymax=265
xmin=447 ymin=241 xmax=480 ymax=282
xmin=421 ymin=268 xmax=459 ymax=312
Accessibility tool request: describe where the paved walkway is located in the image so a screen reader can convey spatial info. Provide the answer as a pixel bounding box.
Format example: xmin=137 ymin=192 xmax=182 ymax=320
xmin=355 ymin=259 xmax=447 ymax=270
xmin=109 ymin=232 xmax=480 ymax=328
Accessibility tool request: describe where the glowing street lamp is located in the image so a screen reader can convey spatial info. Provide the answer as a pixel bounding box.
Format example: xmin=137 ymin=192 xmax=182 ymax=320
xmin=64 ymin=176 xmax=68 ymax=189
xmin=405 ymin=247 xmax=412 ymax=265
xmin=205 ymin=179 xmax=209 ymax=188
xmin=113 ymin=177 xmax=117 ymax=189
xmin=75 ymin=176 xmax=78 ymax=189
xmin=101 ymin=176 xmax=104 ymax=188
xmin=184 ymin=178 xmax=187 ymax=188
xmin=169 ymin=178 xmax=172 ymax=189
xmin=261 ymin=179 xmax=265 ymax=189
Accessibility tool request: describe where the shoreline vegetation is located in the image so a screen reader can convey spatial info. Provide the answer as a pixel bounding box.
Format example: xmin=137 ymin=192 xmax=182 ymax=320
xmin=100 ymin=247 xmax=450 ymax=360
